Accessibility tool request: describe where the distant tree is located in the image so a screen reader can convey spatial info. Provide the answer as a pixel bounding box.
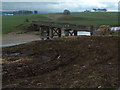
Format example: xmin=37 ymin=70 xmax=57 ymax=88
xmin=93 ymin=8 xmax=97 ymax=12
xmin=14 ymin=10 xmax=33 ymax=15
xmin=63 ymin=9 xmax=70 ymax=15
xmin=84 ymin=9 xmax=91 ymax=12
xmin=26 ymin=11 xmax=33 ymax=14
xmin=34 ymin=10 xmax=38 ymax=14
xmin=93 ymin=8 xmax=107 ymax=12
xmin=103 ymin=8 xmax=107 ymax=12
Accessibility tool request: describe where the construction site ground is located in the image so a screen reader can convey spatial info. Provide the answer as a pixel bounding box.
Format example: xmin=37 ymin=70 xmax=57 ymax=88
xmin=2 ymin=36 xmax=120 ymax=88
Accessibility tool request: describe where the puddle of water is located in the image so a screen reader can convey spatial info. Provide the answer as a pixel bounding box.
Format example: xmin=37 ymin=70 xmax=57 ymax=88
xmin=41 ymin=56 xmax=51 ymax=63
xmin=0 ymin=41 xmax=31 ymax=47
xmin=2 ymin=52 xmax=22 ymax=57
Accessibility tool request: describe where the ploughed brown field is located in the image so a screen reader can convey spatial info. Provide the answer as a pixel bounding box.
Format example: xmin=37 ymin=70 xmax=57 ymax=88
xmin=2 ymin=36 xmax=120 ymax=88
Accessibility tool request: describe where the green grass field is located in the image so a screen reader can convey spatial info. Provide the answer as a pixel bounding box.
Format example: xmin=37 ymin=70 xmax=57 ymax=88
xmin=2 ymin=12 xmax=119 ymax=34
xmin=2 ymin=14 xmax=50 ymax=34
xmin=53 ymin=12 xmax=118 ymax=25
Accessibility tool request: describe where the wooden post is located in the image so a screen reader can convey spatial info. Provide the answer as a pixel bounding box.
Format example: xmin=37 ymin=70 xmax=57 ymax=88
xmin=58 ymin=28 xmax=61 ymax=37
xmin=39 ymin=26 xmax=44 ymax=40
xmin=49 ymin=27 xmax=53 ymax=39
xmin=39 ymin=26 xmax=41 ymax=37
xmin=65 ymin=30 xmax=69 ymax=36
xmin=90 ymin=32 xmax=93 ymax=36
xmin=46 ymin=26 xmax=50 ymax=39
xmin=43 ymin=26 xmax=49 ymax=40
xmin=61 ymin=28 xmax=66 ymax=37
xmin=90 ymin=25 xmax=93 ymax=36
xmin=52 ymin=27 xmax=56 ymax=38
xmin=74 ymin=30 xmax=77 ymax=36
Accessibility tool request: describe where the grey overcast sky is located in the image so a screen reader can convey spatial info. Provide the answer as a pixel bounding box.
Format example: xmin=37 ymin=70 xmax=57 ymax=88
xmin=1 ymin=0 xmax=120 ymax=12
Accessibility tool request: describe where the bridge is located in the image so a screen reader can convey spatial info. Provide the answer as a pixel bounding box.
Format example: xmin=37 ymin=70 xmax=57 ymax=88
xmin=32 ymin=21 xmax=99 ymax=40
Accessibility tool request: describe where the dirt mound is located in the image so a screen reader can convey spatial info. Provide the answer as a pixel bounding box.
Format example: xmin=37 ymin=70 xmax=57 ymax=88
xmin=93 ymin=25 xmax=112 ymax=36
xmin=2 ymin=36 xmax=120 ymax=88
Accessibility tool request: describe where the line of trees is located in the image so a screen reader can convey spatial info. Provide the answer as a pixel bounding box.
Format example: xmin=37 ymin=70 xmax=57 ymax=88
xmin=93 ymin=8 xmax=107 ymax=12
xmin=4 ymin=10 xmax=39 ymax=15
xmin=13 ymin=10 xmax=33 ymax=15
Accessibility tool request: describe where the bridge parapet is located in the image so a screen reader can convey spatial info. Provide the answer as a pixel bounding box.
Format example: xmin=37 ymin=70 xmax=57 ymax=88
xmin=32 ymin=21 xmax=98 ymax=31
xmin=32 ymin=21 xmax=99 ymax=40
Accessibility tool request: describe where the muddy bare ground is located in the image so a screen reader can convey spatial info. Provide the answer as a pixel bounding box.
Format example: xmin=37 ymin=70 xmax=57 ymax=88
xmin=2 ymin=31 xmax=40 ymax=45
xmin=2 ymin=36 xmax=120 ymax=88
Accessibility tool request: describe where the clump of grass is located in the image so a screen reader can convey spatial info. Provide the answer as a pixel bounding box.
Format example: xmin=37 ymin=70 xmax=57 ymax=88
xmin=16 ymin=22 xmax=31 ymax=30
xmin=112 ymin=31 xmax=120 ymax=36
xmin=16 ymin=31 xmax=26 ymax=34
xmin=88 ymin=74 xmax=102 ymax=80
xmin=70 ymin=80 xmax=86 ymax=88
